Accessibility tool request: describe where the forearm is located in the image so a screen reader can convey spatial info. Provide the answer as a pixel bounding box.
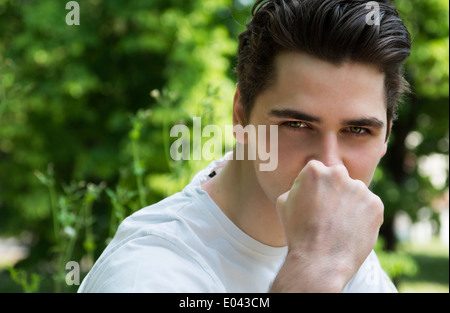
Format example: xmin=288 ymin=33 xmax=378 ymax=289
xmin=270 ymin=250 xmax=349 ymax=293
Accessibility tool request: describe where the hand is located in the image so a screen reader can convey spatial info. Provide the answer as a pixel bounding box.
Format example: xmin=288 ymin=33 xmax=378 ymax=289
xmin=271 ymin=160 xmax=384 ymax=292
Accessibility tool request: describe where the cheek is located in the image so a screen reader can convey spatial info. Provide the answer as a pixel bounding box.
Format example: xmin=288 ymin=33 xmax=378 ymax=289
xmin=258 ymin=138 xmax=306 ymax=198
xmin=250 ymin=138 xmax=304 ymax=204
xmin=277 ymin=139 xmax=307 ymax=173
xmin=344 ymin=145 xmax=385 ymax=185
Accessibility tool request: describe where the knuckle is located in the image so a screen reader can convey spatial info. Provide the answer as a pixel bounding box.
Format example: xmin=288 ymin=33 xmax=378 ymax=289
xmin=352 ymin=178 xmax=368 ymax=191
xmin=330 ymin=165 xmax=348 ymax=181
xmin=370 ymin=194 xmax=385 ymax=223
xmin=301 ymin=160 xmax=325 ymax=180
xmin=307 ymin=159 xmax=323 ymax=168
xmin=333 ymin=164 xmax=347 ymax=173
xmin=276 ymin=191 xmax=289 ymax=209
xmin=372 ymin=194 xmax=384 ymax=209
xmin=308 ymin=160 xmax=325 ymax=173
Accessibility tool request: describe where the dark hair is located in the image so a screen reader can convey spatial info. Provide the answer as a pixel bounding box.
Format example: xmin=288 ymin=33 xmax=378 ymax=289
xmin=236 ymin=0 xmax=411 ymax=127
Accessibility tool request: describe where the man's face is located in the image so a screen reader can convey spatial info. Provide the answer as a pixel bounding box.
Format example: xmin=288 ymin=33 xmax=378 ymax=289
xmin=240 ymin=51 xmax=389 ymax=204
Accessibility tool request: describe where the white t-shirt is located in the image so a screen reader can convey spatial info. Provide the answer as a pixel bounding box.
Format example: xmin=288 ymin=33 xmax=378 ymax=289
xmin=78 ymin=156 xmax=397 ymax=293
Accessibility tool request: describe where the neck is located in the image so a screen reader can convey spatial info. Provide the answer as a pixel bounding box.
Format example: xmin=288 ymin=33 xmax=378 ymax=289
xmin=202 ymin=153 xmax=286 ymax=247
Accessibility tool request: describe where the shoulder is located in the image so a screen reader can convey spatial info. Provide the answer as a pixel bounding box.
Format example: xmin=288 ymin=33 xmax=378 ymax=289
xmin=79 ymin=187 xmax=224 ymax=293
xmin=78 ymin=230 xmax=225 ymax=292
xmin=343 ymin=250 xmax=398 ymax=293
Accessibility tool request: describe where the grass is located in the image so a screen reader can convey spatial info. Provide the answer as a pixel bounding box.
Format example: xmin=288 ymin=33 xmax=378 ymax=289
xmin=396 ymin=239 xmax=449 ymax=293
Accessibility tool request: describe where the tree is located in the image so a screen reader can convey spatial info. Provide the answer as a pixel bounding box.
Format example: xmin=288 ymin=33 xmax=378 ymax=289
xmin=0 ymin=0 xmax=236 ymax=291
xmin=375 ymin=0 xmax=449 ymax=250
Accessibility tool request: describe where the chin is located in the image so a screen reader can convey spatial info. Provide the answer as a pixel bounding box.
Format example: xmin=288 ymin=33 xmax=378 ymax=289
xmin=254 ymin=170 xmax=292 ymax=206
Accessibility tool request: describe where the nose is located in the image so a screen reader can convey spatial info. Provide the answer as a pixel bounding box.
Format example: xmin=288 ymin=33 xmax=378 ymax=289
xmin=307 ymin=133 xmax=344 ymax=167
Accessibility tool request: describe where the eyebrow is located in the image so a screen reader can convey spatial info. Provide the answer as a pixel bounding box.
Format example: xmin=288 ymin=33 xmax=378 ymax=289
xmin=269 ymin=109 xmax=321 ymax=123
xmin=342 ymin=118 xmax=385 ymax=129
xmin=269 ymin=109 xmax=385 ymax=129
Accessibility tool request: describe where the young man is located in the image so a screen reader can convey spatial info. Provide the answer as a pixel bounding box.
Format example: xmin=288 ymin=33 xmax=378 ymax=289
xmin=79 ymin=0 xmax=411 ymax=293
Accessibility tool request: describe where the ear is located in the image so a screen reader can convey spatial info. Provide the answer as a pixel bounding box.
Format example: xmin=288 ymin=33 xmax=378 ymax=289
xmin=232 ymin=85 xmax=248 ymax=145
xmin=233 ymin=84 xmax=246 ymax=127
xmin=381 ymin=141 xmax=388 ymax=158
xmin=381 ymin=120 xmax=393 ymax=158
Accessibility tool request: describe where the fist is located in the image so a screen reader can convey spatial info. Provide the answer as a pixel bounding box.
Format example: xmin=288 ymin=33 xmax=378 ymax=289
xmin=276 ymin=160 xmax=384 ymax=288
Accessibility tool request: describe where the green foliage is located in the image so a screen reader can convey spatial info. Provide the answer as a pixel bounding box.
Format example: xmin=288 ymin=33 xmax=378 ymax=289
xmin=7 ymin=266 xmax=41 ymax=293
xmin=32 ymin=165 xmax=106 ymax=292
xmin=375 ymin=239 xmax=418 ymax=284
xmin=373 ymin=0 xmax=449 ymax=248
xmin=1 ymin=0 xmax=237 ymax=292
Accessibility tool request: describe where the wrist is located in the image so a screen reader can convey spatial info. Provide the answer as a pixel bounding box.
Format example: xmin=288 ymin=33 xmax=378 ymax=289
xmin=271 ymin=249 xmax=350 ymax=293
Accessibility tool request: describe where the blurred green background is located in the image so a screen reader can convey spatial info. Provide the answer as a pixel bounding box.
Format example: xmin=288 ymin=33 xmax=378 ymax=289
xmin=0 ymin=0 xmax=448 ymax=293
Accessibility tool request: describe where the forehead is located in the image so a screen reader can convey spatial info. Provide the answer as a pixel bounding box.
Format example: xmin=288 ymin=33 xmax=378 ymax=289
xmin=256 ymin=51 xmax=387 ymax=121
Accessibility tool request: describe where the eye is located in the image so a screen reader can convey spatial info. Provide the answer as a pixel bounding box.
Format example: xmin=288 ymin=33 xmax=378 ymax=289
xmin=350 ymin=127 xmax=363 ymax=133
xmin=348 ymin=126 xmax=369 ymax=135
xmin=284 ymin=121 xmax=309 ymax=129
